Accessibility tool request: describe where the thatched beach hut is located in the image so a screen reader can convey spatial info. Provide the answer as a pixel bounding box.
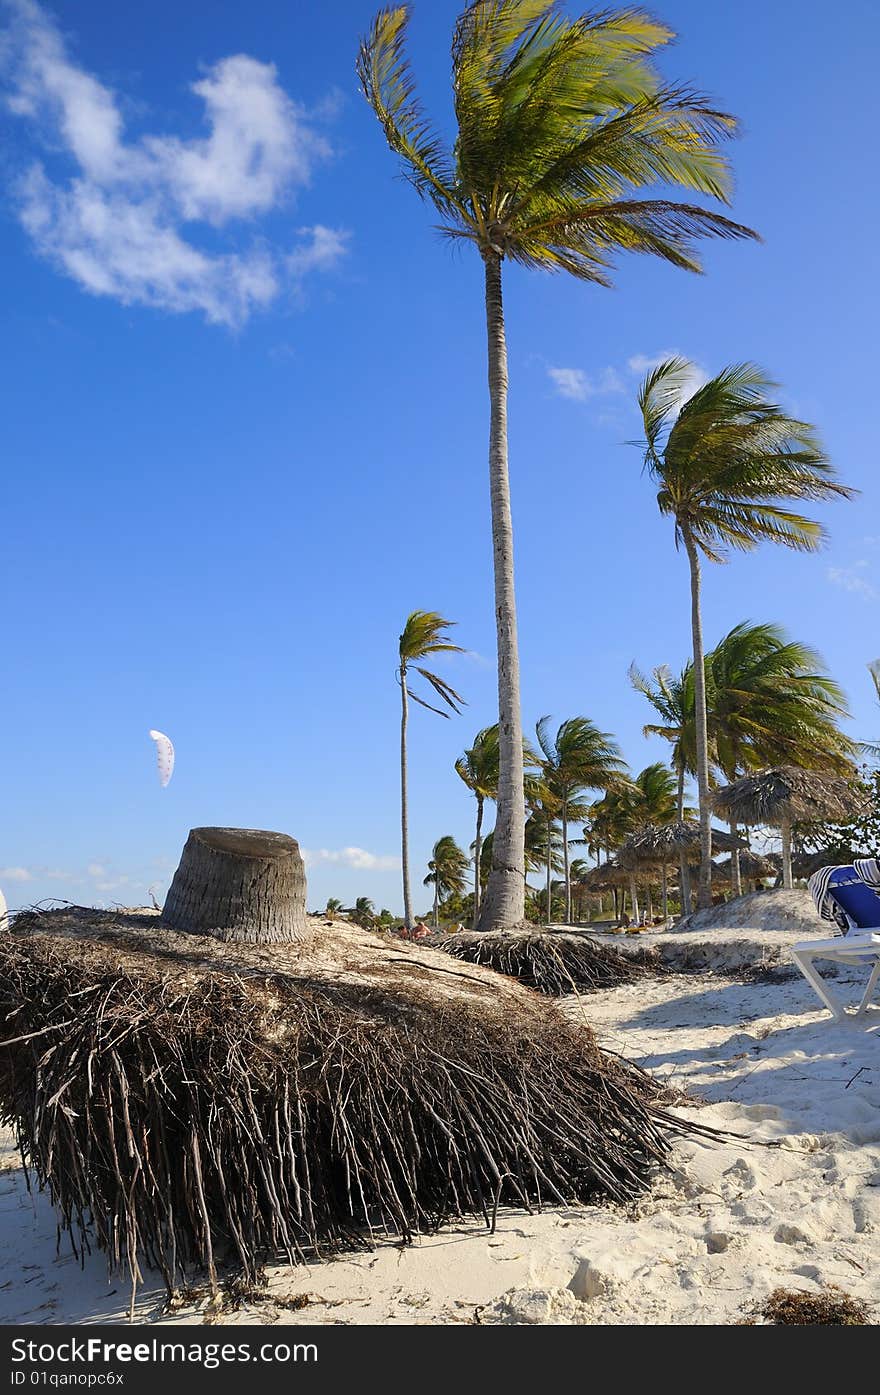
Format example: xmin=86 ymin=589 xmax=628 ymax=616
xmin=713 ymin=767 xmax=863 ymax=889
xmin=618 ymin=823 xmax=746 ymax=919
xmin=0 ymin=826 xmax=696 ymax=1308
xmin=712 ymin=851 xmax=776 ymax=889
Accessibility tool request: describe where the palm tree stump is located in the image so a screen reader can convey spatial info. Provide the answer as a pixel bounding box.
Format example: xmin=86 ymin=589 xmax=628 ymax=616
xmin=163 ymin=827 xmax=307 ymax=943
xmin=0 ymin=826 xmax=709 ymax=1304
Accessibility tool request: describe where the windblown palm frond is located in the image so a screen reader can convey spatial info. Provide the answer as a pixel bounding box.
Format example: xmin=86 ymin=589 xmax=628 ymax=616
xmin=638 ymin=360 xmax=856 ymax=563
xmin=399 ymin=610 xmax=466 ymax=715
xmin=359 ymin=2 xmax=757 ymax=282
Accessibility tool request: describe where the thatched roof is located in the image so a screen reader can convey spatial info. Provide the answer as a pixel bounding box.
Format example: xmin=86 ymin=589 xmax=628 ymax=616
xmin=581 ymin=860 xmax=635 ymax=890
xmin=712 ymin=766 xmax=864 ymax=828
xmin=712 ymin=852 xmax=776 ymax=882
xmin=617 ymin=821 xmax=746 ymax=869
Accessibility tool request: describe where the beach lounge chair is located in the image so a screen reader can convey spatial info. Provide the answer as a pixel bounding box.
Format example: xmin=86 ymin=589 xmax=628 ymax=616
xmin=790 ymin=862 xmax=880 ymax=1023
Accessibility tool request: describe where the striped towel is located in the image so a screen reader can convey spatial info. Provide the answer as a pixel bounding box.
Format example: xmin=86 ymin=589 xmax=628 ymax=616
xmin=808 ymin=862 xmax=880 ymax=935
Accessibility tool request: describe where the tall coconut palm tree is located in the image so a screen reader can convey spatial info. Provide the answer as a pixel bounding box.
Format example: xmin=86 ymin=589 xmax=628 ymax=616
xmin=360 ymin=2 xmax=756 ymax=932
xmin=536 ymin=716 xmax=626 ymax=923
xmin=637 ymin=359 xmax=855 ymax=908
xmin=398 ymin=611 xmax=465 ymax=928
xmin=865 ymin=659 xmax=880 ymax=757
xmin=424 ymin=835 xmax=471 ymax=926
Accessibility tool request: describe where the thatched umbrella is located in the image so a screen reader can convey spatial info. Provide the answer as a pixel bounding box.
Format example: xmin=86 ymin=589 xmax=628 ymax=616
xmin=713 ymin=767 xmax=864 ymax=889
xmin=618 ymin=823 xmax=746 ymax=920
xmin=712 ymin=852 xmax=776 ymax=887
xmin=0 ymin=826 xmax=700 ymax=1308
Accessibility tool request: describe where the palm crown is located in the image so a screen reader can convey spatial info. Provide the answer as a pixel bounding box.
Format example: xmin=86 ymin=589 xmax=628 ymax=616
xmin=359 ymin=2 xmax=756 ymax=278
xmin=639 ymin=359 xmax=855 ymax=562
xmin=399 ymin=610 xmax=466 ymax=715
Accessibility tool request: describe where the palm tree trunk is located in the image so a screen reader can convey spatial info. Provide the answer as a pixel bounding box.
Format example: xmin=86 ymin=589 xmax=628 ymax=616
xmin=661 ymin=863 xmax=669 ymax=922
xmin=472 ymin=797 xmax=484 ymax=930
xmin=562 ymin=797 xmax=571 ymax=924
xmin=730 ymin=819 xmax=742 ymax=897
xmin=682 ymin=526 xmax=713 ymax=910
xmin=477 ymin=254 xmax=525 ymax=932
xmin=400 ymin=672 xmax=413 ymax=929
xmin=545 ymin=816 xmax=552 ymax=923
xmin=629 ymin=875 xmax=640 ymax=923
xmin=676 ymin=761 xmax=692 ymax=916
xmin=780 ymin=816 xmax=793 ymax=889
xmin=433 ymin=876 xmax=439 ymax=929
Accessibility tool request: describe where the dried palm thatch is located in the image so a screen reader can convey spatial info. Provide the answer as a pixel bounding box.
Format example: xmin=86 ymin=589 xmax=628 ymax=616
xmin=712 ymin=766 xmax=861 ymax=829
xmin=713 ymin=766 xmax=866 ymax=890
xmin=712 ymin=852 xmax=776 ymax=882
xmin=581 ymin=860 xmax=633 ymax=891
xmin=433 ymin=929 xmax=661 ymax=995
xmin=0 ymin=906 xmax=695 ymax=1305
xmin=618 ymin=822 xmax=746 ymax=869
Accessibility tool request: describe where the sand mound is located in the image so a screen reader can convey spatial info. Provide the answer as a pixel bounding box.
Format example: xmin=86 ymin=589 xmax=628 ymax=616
xmin=676 ymin=889 xmax=822 ymax=936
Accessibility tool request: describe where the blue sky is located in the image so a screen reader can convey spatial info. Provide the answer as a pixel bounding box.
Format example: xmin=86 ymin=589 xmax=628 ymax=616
xmin=1 ymin=0 xmax=877 ymax=915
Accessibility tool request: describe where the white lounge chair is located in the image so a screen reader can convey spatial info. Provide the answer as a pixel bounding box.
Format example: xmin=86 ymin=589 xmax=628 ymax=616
xmin=791 ymin=863 xmax=880 ymax=1023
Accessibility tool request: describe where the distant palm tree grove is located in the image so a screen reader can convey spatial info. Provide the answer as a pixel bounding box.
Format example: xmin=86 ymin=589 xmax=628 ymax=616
xmin=316 ymin=0 xmax=872 ymax=931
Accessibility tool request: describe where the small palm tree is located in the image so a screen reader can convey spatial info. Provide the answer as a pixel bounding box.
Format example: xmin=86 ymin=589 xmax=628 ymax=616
xmin=360 ymin=1 xmax=756 ymax=932
xmin=638 ymin=359 xmax=855 ymax=907
xmin=455 ymin=725 xmax=500 ymax=929
xmin=707 ymin=621 xmax=855 ymax=892
xmin=398 ymin=611 xmax=465 ymax=928
xmin=455 ymin=724 xmax=538 ymax=927
xmin=350 ymin=896 xmax=377 ymax=929
xmin=536 ymin=716 xmax=626 ymax=923
xmin=325 ymin=896 xmax=344 ymax=916
xmin=424 ymin=835 xmax=471 ymax=926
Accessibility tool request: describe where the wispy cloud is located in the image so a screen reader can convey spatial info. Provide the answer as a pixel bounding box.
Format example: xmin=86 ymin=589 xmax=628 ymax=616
xmin=0 ymin=866 xmax=33 ymax=882
xmin=1 ymin=0 xmax=348 ymax=325
xmin=547 ymin=365 xmax=623 ymax=402
xmin=826 ymin=564 xmax=877 ymax=600
xmin=302 ymin=847 xmax=400 ymax=872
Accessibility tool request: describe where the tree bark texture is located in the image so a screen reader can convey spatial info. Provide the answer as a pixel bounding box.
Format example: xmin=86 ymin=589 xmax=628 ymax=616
xmin=477 ymin=253 xmax=526 ymax=931
xmin=163 ymin=827 xmax=307 ymax=943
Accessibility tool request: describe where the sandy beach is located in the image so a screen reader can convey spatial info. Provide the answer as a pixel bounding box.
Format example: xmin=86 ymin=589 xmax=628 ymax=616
xmin=2 ymin=938 xmax=877 ymax=1327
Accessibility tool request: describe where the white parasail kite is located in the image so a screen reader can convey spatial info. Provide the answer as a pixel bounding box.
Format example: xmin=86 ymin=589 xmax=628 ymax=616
xmin=148 ymin=730 xmax=175 ymax=787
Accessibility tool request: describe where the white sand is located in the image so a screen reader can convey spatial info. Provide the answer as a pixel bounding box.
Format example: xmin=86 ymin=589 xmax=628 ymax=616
xmin=2 ymin=959 xmax=878 ymax=1326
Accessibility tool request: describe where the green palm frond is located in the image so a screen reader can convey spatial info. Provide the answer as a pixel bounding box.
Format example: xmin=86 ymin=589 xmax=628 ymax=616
xmin=357 ymin=7 xmax=464 ymax=219
xmin=361 ymin=0 xmax=757 ymax=279
xmin=638 ymin=358 xmax=856 ymax=562
xmin=399 ymin=611 xmax=466 ymax=719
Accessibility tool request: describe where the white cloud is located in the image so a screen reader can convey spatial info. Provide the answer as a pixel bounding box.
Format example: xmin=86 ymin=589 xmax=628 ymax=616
xmin=547 ymin=365 xmax=623 ymax=402
xmin=2 ymin=0 xmax=347 ymax=326
xmin=86 ymin=861 xmax=107 ymax=878
xmin=628 ymin=350 xmax=709 ymax=411
xmin=288 ymin=224 xmax=350 ymax=277
xmin=0 ymin=867 xmax=33 ymax=882
xmin=303 ymin=847 xmax=400 ymax=872
xmin=826 ymin=566 xmax=877 ymax=601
